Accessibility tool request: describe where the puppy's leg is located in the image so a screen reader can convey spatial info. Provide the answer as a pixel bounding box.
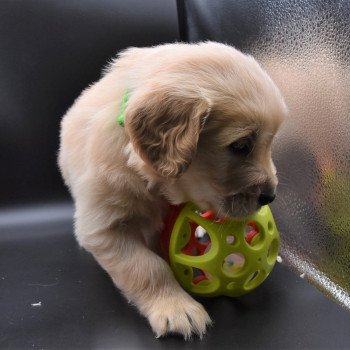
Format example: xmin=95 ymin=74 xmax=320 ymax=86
xmin=75 ymin=204 xmax=212 ymax=339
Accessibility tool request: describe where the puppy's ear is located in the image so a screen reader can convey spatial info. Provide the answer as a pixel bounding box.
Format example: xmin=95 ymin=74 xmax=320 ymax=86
xmin=125 ymin=85 xmax=210 ymax=178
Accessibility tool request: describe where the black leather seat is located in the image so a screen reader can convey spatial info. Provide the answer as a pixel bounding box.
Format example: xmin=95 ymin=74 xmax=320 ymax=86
xmin=1 ymin=1 xmax=350 ymax=348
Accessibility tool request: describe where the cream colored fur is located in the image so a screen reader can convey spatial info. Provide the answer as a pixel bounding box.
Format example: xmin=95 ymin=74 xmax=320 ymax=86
xmin=58 ymin=42 xmax=287 ymax=339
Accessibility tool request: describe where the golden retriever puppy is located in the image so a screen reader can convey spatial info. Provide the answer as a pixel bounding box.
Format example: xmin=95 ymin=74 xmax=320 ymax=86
xmin=58 ymin=42 xmax=287 ymax=339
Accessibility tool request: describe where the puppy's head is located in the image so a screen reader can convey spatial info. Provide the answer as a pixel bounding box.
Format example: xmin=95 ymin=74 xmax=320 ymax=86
xmin=125 ymin=43 xmax=287 ymax=218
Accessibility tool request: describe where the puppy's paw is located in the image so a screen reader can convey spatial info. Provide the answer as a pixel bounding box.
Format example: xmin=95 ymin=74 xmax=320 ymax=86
xmin=147 ymin=293 xmax=212 ymax=340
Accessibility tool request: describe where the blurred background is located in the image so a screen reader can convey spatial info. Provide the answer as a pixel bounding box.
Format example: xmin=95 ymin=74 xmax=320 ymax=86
xmin=0 ymin=0 xmax=179 ymax=207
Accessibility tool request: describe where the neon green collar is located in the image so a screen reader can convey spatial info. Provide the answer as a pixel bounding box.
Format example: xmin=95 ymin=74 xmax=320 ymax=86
xmin=117 ymin=90 xmax=129 ymax=127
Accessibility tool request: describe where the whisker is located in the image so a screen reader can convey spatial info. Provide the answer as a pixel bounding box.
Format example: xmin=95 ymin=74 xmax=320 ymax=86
xmin=274 ymin=195 xmax=288 ymax=207
xmin=276 ymin=172 xmax=290 ymax=182
xmin=216 ymin=203 xmax=224 ymax=219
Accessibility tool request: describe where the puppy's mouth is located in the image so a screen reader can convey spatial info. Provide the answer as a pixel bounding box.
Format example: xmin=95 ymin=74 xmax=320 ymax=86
xmin=221 ymin=193 xmax=260 ymax=219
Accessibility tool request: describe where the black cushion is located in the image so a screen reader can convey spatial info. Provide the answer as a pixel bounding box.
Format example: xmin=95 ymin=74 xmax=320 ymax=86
xmin=2 ymin=203 xmax=350 ymax=349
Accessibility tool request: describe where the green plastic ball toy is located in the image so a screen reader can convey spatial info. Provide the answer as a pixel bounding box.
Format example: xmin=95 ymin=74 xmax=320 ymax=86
xmin=161 ymin=203 xmax=280 ymax=297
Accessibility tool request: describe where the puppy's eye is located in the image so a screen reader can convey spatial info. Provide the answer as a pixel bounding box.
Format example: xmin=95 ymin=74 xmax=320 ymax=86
xmin=228 ymin=138 xmax=253 ymax=156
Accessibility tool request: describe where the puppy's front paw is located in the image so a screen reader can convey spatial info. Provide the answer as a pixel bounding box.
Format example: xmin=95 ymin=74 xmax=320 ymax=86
xmin=147 ymin=292 xmax=212 ymax=340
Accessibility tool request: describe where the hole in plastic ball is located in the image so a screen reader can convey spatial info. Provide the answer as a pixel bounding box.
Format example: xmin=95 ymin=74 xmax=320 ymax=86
xmin=245 ymin=221 xmax=260 ymax=245
xmin=226 ymin=235 xmax=235 ymax=244
xmin=191 ymin=267 xmax=211 ymax=285
xmin=227 ymin=281 xmax=237 ymax=290
xmin=222 ymin=253 xmax=245 ymax=275
xmin=181 ymin=223 xmax=211 ymax=256
xmin=268 ymin=221 xmax=274 ymax=232
xmin=183 ymin=268 xmax=190 ymax=276
xmin=247 ymin=271 xmax=259 ymax=283
xmin=244 ymin=270 xmax=263 ymax=290
xmin=248 ymin=271 xmax=259 ymax=281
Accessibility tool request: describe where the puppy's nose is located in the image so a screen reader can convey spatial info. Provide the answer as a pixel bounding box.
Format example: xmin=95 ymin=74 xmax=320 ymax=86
xmin=258 ymin=192 xmax=276 ymax=206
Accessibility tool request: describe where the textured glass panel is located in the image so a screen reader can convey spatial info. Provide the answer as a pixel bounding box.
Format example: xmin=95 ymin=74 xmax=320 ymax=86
xmin=246 ymin=1 xmax=350 ymax=310
xmin=183 ymin=0 xmax=350 ymax=309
